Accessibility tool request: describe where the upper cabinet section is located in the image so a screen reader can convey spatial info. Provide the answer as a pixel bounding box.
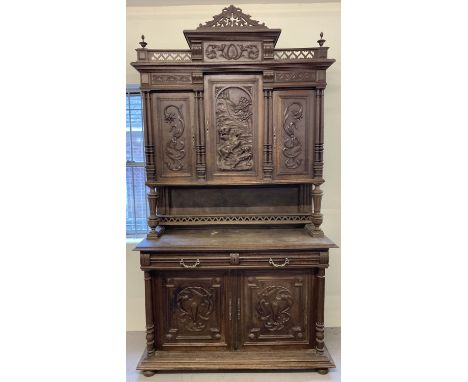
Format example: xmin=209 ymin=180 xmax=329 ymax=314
xmin=132 ymin=5 xmax=334 ymax=186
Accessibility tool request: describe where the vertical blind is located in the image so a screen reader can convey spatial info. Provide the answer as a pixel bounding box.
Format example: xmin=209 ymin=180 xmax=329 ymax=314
xmin=126 ymin=89 xmax=149 ymax=235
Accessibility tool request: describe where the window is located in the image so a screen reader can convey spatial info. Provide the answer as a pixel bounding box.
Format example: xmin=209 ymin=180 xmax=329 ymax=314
xmin=126 ymin=87 xmax=148 ymax=235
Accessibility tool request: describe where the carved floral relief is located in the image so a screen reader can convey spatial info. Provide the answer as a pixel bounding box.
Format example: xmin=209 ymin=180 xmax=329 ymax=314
xmin=215 ymin=87 xmax=254 ymax=171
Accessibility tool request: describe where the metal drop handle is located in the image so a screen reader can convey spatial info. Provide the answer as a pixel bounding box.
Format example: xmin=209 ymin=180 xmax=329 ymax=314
xmin=179 ymin=258 xmax=200 ymax=268
xmin=269 ymin=257 xmax=289 ymax=268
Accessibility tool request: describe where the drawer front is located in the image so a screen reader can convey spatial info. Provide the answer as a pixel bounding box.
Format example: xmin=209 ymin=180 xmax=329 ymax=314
xmin=143 ymin=252 xmax=321 ymax=270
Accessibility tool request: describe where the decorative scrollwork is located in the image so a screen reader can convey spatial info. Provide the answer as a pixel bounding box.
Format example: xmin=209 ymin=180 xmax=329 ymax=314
xmin=255 ymin=286 xmax=293 ymax=331
xmin=205 ymin=43 xmax=259 ymax=60
xmin=275 ymin=71 xmax=316 ymax=82
xmin=282 ymin=102 xmax=304 ymax=169
xmin=176 ymin=286 xmax=214 ymax=332
xmin=163 ymin=105 xmax=185 ymax=171
xmin=152 ymin=73 xmax=191 ymax=83
xmin=216 ymin=87 xmax=254 ymax=171
xmin=197 ymin=5 xmax=268 ymax=29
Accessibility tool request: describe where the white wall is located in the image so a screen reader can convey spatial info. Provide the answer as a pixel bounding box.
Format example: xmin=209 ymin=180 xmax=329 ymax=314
xmin=126 ymin=2 xmax=341 ymax=330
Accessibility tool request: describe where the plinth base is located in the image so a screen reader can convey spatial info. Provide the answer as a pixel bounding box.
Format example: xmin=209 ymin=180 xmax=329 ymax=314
xmin=137 ymin=346 xmax=335 ymax=374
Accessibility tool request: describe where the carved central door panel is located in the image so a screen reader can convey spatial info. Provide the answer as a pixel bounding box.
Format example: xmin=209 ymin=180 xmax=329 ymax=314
xmin=152 ymin=93 xmax=196 ymax=182
xmin=239 ymin=270 xmax=311 ymax=349
xmin=205 ymin=75 xmax=263 ymax=181
xmin=156 ymin=271 xmax=231 ymax=350
xmin=273 ymin=90 xmax=315 ymax=180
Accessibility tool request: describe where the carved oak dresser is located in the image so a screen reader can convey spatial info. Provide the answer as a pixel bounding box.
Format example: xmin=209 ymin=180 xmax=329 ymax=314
xmin=131 ymin=5 xmax=336 ymax=376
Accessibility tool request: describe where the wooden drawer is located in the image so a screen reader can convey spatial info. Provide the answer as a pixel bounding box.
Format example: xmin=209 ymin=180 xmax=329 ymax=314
xmin=141 ymin=251 xmax=323 ymax=270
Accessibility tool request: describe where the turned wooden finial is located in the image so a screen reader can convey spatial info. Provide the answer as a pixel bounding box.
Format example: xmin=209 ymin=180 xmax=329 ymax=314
xmin=317 ymin=32 xmax=325 ymax=47
xmin=139 ymin=34 xmax=147 ymax=48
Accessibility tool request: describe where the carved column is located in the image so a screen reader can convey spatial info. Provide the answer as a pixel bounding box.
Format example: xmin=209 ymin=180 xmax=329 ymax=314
xmin=263 ymin=71 xmax=274 ymax=179
xmin=142 ymin=91 xmax=156 ymax=184
xmin=142 ymin=90 xmax=164 ymax=238
xmin=313 ymin=88 xmax=325 ymax=180
xmin=144 ymin=271 xmax=155 ymax=358
xmin=315 ymin=268 xmax=326 ymax=354
xmin=194 ymin=90 xmax=207 ymax=180
xmin=193 ymin=72 xmax=206 ymax=180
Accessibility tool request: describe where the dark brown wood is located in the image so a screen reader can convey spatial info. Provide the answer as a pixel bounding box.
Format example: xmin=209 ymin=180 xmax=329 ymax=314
xmin=131 ymin=5 xmax=336 ymax=375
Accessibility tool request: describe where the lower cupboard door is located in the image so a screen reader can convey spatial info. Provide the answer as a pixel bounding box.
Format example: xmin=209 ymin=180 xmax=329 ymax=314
xmin=240 ymin=270 xmax=311 ymax=349
xmin=156 ymin=270 xmax=231 ymax=350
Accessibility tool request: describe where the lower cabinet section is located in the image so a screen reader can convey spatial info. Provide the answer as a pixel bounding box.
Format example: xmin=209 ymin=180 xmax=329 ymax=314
xmin=152 ymin=269 xmax=314 ymax=351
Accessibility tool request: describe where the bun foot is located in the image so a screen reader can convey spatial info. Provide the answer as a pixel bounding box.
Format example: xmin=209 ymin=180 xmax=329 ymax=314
xmin=317 ymin=368 xmax=328 ymax=375
xmin=142 ymin=370 xmax=156 ymax=377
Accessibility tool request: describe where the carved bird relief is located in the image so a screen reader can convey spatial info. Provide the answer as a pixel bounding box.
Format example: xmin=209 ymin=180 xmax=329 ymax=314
xmin=255 ymin=286 xmax=293 ymax=331
xmin=176 ymin=286 xmax=214 ymax=332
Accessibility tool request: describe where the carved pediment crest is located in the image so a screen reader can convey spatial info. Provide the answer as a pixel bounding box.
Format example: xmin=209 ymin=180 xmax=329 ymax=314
xmin=197 ymin=5 xmax=268 ymax=29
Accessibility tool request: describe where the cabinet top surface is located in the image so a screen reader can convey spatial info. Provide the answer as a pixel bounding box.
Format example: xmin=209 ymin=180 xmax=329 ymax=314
xmin=135 ymin=228 xmax=337 ymax=252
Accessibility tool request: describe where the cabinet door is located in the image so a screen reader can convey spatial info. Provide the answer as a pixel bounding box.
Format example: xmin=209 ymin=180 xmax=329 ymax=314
xmin=239 ymin=270 xmax=311 ymax=349
xmin=204 ymin=75 xmax=263 ymax=182
xmin=155 ymin=271 xmax=231 ymax=350
xmin=273 ymin=90 xmax=315 ymax=180
xmin=152 ymin=93 xmax=196 ymax=182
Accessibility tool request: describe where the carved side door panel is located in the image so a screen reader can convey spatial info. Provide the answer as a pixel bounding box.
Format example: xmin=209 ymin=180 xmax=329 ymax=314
xmin=273 ymin=90 xmax=315 ymax=180
xmin=240 ymin=270 xmax=311 ymax=349
xmin=152 ymin=93 xmax=196 ymax=182
xmin=156 ymin=271 xmax=231 ymax=350
xmin=205 ymin=75 xmax=263 ymax=181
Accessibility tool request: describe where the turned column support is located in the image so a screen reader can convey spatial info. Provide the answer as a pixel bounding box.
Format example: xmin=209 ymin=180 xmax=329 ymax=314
xmin=263 ymin=86 xmax=273 ymax=179
xmin=315 ymin=268 xmax=326 ymax=354
xmin=147 ymin=185 xmax=165 ymax=239
xmin=193 ymin=72 xmax=206 ymax=181
xmin=305 ymin=184 xmax=324 ymax=237
xmin=144 ymin=271 xmax=155 ymax=358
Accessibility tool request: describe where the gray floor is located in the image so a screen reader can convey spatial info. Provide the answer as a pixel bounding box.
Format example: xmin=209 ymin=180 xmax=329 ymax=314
xmin=127 ymin=328 xmax=341 ymax=382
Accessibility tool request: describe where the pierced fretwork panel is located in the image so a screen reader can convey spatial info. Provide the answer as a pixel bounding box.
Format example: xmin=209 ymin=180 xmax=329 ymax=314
xmin=274 ymin=49 xmax=316 ymax=60
xmin=159 ymin=272 xmax=229 ymax=348
xmin=150 ymin=51 xmax=192 ymax=62
xmin=241 ymin=271 xmax=310 ymax=347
